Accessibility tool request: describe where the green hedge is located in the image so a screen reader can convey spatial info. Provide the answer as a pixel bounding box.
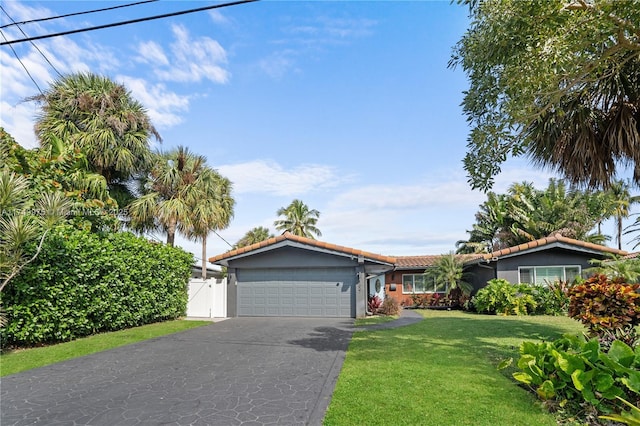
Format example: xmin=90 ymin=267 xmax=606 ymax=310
xmin=1 ymin=227 xmax=193 ymax=346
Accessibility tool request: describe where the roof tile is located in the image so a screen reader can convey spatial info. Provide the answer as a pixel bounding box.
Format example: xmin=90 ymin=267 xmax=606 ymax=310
xmin=209 ymin=232 xmax=396 ymax=264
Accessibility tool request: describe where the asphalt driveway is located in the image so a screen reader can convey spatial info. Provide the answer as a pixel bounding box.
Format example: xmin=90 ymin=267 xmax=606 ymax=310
xmin=1 ymin=317 xmax=354 ymax=426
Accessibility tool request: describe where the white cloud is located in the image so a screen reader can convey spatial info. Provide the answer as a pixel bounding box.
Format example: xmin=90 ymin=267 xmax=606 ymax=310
xmin=288 ymin=16 xmax=377 ymax=40
xmin=116 ymin=75 xmax=190 ymax=129
xmin=0 ymin=101 xmax=39 ymax=148
xmin=151 ymin=24 xmax=230 ymax=84
xmin=258 ymin=49 xmax=299 ymax=79
xmin=136 ymin=41 xmax=169 ymax=66
xmin=218 ymin=160 xmax=347 ymax=196
xmin=208 ymin=10 xmax=230 ymax=26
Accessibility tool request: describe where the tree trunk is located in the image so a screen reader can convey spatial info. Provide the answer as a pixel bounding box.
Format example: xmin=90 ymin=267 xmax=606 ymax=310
xmin=617 ymin=216 xmax=623 ymax=250
xmin=166 ymin=218 xmax=177 ymax=247
xmin=201 ymin=236 xmax=207 ymax=280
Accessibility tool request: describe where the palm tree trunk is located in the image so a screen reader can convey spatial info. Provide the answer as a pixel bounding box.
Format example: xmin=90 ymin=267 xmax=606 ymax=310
xmin=167 ymin=218 xmax=177 ymax=247
xmin=201 ymin=236 xmax=207 ymax=280
xmin=617 ymin=216 xmax=623 ymax=250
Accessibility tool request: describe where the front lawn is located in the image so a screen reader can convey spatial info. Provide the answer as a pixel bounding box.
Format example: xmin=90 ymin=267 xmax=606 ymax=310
xmin=324 ymin=310 xmax=586 ymax=426
xmin=0 ymin=319 xmax=211 ymax=377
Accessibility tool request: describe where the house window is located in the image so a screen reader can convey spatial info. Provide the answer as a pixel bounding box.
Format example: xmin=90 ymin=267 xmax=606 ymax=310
xmin=402 ymin=274 xmax=447 ymax=294
xmin=518 ymin=266 xmax=580 ymax=286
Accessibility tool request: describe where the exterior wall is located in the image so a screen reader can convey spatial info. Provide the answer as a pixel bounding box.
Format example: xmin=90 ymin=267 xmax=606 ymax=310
xmin=383 ymin=269 xmax=424 ymax=306
xmin=227 ymin=268 xmax=238 ymax=317
xmin=495 ymin=248 xmax=600 ymax=284
xmin=225 ymin=246 xmax=365 ymax=318
xmin=228 ymin=246 xmax=358 ymax=269
xmin=467 ymin=262 xmax=497 ymax=294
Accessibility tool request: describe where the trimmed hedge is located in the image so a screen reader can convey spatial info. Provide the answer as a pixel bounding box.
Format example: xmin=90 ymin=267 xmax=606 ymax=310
xmin=1 ymin=227 xmax=193 ymax=346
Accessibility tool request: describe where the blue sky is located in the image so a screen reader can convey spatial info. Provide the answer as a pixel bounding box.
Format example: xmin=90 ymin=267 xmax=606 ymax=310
xmin=1 ymin=0 xmax=636 ymax=263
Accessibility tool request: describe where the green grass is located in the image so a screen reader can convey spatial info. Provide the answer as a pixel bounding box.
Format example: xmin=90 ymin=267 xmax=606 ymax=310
xmin=355 ymin=315 xmax=399 ymax=326
xmin=324 ymin=310 xmax=586 ymax=426
xmin=0 ymin=319 xmax=210 ymax=377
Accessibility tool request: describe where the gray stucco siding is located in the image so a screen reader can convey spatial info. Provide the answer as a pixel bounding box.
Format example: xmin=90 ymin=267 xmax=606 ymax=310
xmin=495 ymin=248 xmax=599 ymax=284
xmin=225 ymin=246 xmax=362 ymax=318
xmin=227 ymin=246 xmax=359 ymax=269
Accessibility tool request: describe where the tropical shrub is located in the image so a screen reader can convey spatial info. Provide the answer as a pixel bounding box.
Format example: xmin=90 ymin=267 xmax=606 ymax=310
xmin=568 ymin=274 xmax=640 ymax=333
xmin=1 ymin=227 xmax=193 ymax=346
xmin=472 ymin=279 xmax=537 ymax=315
xmin=378 ymin=296 xmax=401 ymax=316
xmin=472 ymin=279 xmax=571 ymax=316
xmin=530 ymin=280 xmax=571 ymax=316
xmin=502 ymin=335 xmax=640 ymax=421
xmin=368 ymin=295 xmax=382 ymax=314
xmin=410 ymin=293 xmax=428 ymax=308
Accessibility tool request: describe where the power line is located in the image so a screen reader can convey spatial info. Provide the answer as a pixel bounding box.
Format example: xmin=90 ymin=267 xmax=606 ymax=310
xmin=0 ymin=5 xmax=62 ymax=78
xmin=0 ymin=0 xmax=259 ymax=46
xmin=0 ymin=0 xmax=159 ymax=29
xmin=0 ymin=28 xmax=42 ymax=93
xmin=213 ymin=230 xmax=234 ymax=248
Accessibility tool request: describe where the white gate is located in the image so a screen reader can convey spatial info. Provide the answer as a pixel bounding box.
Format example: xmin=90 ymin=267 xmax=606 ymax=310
xmin=187 ymin=277 xmax=227 ymax=318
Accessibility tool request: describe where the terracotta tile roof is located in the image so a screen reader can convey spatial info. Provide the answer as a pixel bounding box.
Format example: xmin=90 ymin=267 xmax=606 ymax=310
xmin=208 ymin=232 xmax=397 ymax=264
xmin=481 ymin=233 xmax=627 ymax=261
xmin=394 ymin=255 xmax=442 ymax=269
xmin=394 ymin=254 xmax=484 ymax=269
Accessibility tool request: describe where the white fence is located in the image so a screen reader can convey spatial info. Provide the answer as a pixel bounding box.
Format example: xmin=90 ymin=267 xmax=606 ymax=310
xmin=187 ymin=277 xmax=227 ymax=318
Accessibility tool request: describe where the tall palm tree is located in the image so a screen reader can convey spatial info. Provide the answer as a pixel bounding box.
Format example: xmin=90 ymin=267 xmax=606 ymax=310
xmin=273 ymin=199 xmax=321 ymax=239
xmin=234 ymin=227 xmax=274 ymax=249
xmin=31 ymin=72 xmax=159 ymax=204
xmin=182 ymin=173 xmax=235 ymax=279
xmin=607 ymin=180 xmax=640 ymax=250
xmin=128 ymin=146 xmax=216 ymax=247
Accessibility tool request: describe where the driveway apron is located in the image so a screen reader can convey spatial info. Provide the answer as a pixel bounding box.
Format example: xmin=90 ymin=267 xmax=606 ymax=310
xmin=1 ymin=317 xmax=354 ymax=426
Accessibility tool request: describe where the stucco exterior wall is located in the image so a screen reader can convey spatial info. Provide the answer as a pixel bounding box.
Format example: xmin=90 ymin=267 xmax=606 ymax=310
xmin=494 ymin=248 xmax=597 ymax=284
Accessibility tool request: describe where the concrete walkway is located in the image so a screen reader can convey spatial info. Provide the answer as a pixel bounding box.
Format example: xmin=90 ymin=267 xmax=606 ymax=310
xmin=1 ymin=317 xmax=353 ymax=426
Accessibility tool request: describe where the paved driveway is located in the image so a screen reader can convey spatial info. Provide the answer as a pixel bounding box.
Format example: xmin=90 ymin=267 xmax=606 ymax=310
xmin=1 ymin=317 xmax=354 ymax=426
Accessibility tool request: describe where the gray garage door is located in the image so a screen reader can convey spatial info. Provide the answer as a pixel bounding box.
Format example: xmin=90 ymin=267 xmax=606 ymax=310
xmin=237 ymin=268 xmax=356 ymax=317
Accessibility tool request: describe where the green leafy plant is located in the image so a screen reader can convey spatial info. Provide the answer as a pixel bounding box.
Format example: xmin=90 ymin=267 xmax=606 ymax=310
xmin=600 ymin=397 xmax=640 ymax=425
xmin=472 ymin=279 xmax=538 ymax=315
xmin=502 ymin=335 xmax=640 ymax=420
xmin=1 ymin=226 xmax=193 ymax=347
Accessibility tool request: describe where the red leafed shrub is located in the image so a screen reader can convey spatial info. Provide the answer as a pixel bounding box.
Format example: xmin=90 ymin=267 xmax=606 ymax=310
xmin=368 ymin=295 xmax=382 ymax=314
xmin=567 ymin=274 xmax=640 ymax=332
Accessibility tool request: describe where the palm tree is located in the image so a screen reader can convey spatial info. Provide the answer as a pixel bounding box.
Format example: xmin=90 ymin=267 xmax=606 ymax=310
xmin=0 ymin=170 xmax=71 ymax=292
xmin=182 ymin=173 xmax=235 ymax=279
xmin=524 ymin=56 xmax=640 ymax=189
xmin=607 ymin=180 xmax=640 ymax=250
xmin=31 ymin=72 xmax=159 ymax=203
xmin=128 ymin=146 xmax=217 ymax=247
xmin=424 ymin=252 xmax=473 ymax=298
xmin=274 ymin=199 xmax=322 ymax=239
xmin=234 ymin=227 xmax=274 ymax=249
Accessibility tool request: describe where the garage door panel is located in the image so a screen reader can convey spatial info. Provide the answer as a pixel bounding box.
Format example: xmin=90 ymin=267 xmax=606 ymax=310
xmin=237 ymin=268 xmax=355 ymax=317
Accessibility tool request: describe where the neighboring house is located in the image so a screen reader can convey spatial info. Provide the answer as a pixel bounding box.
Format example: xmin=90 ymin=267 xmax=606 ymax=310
xmin=209 ymin=232 xmax=396 ymax=318
xmin=464 ymin=233 xmax=627 ymax=289
xmin=209 ymin=232 xmax=627 ymax=318
xmin=385 ymin=234 xmax=627 ymax=305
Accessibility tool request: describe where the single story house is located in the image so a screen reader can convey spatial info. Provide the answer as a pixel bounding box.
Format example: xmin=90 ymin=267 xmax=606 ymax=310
xmin=384 ymin=234 xmax=627 ymax=306
xmin=210 ymin=232 xmax=627 ymax=318
xmin=209 ymin=232 xmax=396 ymax=318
